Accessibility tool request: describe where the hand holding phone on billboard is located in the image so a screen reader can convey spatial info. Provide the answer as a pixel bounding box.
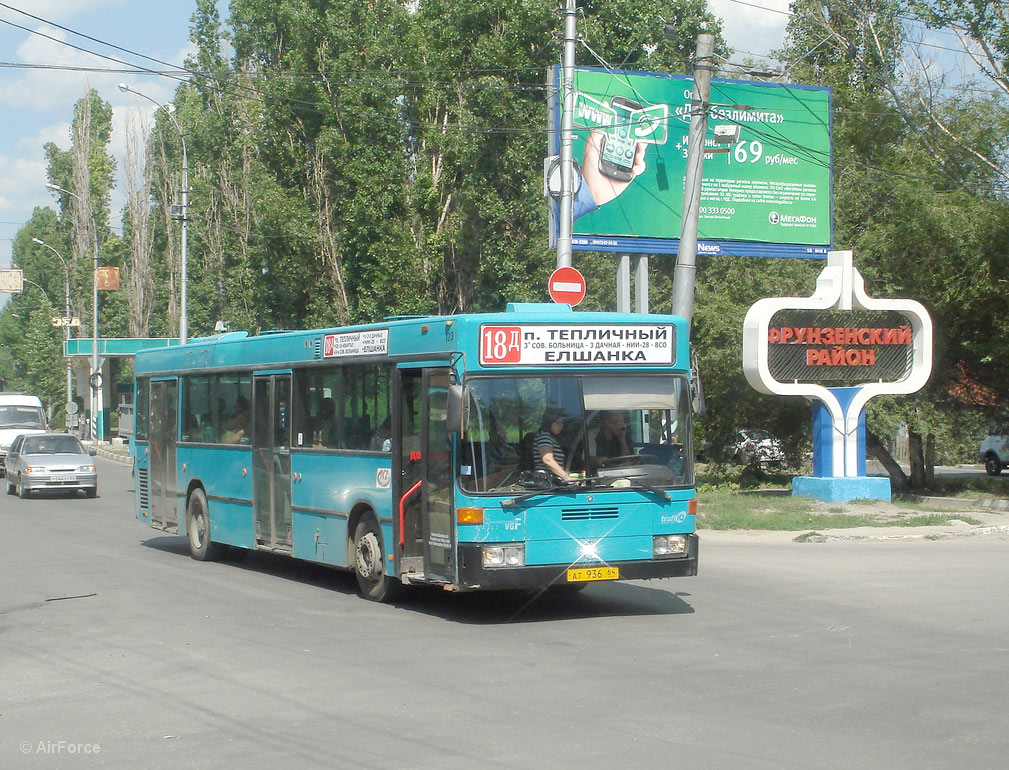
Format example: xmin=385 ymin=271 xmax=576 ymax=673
xmin=581 ymin=129 xmax=646 ymax=208
xmin=598 ymin=96 xmax=643 ymax=181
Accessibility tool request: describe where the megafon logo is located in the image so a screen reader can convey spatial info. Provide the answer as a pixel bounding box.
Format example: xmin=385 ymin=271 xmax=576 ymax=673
xmin=769 ymin=211 xmax=818 ymax=226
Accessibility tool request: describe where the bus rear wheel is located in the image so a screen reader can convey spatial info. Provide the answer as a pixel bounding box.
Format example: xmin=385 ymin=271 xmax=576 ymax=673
xmin=187 ymin=488 xmax=221 ymax=561
xmin=352 ymin=518 xmax=400 ymax=602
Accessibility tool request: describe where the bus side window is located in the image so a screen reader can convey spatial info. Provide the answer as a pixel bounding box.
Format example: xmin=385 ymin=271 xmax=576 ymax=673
xmin=182 ymin=375 xmax=212 ymax=442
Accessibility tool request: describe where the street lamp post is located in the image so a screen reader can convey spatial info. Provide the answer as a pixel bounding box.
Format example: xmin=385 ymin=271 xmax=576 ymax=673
xmin=45 ymin=182 xmax=102 ymax=441
xmin=119 ymin=83 xmax=188 ymax=345
xmin=31 ymin=238 xmax=74 ymax=425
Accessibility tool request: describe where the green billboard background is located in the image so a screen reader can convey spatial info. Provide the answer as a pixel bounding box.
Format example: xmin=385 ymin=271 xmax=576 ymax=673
xmin=554 ymin=67 xmax=833 ymax=258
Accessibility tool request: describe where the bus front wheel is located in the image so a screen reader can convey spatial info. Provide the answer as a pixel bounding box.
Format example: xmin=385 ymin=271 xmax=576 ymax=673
xmin=352 ymin=518 xmax=400 ymax=603
xmin=187 ymin=487 xmax=221 ymax=561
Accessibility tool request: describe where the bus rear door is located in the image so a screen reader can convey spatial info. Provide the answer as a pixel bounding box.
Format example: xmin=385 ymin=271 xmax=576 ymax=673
xmin=253 ymin=374 xmax=293 ymax=550
xmin=149 ymin=379 xmax=178 ymax=531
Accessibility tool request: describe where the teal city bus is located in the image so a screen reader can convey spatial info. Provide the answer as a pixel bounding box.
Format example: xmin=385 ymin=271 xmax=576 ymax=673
xmin=133 ymin=303 xmax=698 ymax=601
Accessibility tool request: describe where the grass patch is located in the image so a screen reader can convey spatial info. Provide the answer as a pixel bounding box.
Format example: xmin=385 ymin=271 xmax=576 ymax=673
xmin=893 ymin=514 xmax=983 ymax=527
xmin=793 ymin=532 xmax=823 ymax=542
xmin=696 ymin=487 xmax=985 ymax=531
xmin=921 ymin=476 xmax=1009 ymax=499
xmin=699 ymin=508 xmax=875 ymax=531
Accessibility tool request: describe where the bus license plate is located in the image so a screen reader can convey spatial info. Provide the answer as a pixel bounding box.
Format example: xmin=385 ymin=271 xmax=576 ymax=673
xmin=567 ymin=566 xmax=619 ymax=582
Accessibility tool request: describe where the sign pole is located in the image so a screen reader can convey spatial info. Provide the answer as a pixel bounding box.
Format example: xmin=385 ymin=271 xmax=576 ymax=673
xmin=555 ymin=0 xmax=578 ymax=269
xmin=671 ymin=33 xmax=714 ymax=323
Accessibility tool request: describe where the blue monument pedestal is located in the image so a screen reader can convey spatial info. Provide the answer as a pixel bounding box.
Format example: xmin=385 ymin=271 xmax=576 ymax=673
xmin=795 ymin=387 xmax=891 ymax=503
xmin=792 ymin=475 xmax=891 ymax=503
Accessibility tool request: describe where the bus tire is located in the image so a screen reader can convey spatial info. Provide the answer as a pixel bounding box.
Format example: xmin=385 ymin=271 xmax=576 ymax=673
xmin=352 ymin=517 xmax=400 ymax=602
xmin=186 ymin=487 xmax=220 ymax=561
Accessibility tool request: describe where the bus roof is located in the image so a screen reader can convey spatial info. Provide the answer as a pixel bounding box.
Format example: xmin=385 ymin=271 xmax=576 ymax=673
xmin=134 ymin=306 xmax=690 ymax=376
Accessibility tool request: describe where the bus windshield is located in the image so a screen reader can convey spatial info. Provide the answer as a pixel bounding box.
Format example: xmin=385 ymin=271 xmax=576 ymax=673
xmin=459 ymin=374 xmax=692 ymax=494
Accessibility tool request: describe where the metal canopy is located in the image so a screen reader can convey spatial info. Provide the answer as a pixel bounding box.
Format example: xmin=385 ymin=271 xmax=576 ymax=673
xmin=64 ymin=338 xmax=180 ymax=358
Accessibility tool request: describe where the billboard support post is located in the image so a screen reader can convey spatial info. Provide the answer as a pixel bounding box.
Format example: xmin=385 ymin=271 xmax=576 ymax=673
xmin=555 ymin=0 xmax=578 ymax=269
xmin=616 ymin=254 xmax=631 ymax=313
xmin=671 ymin=33 xmax=714 ymax=324
xmin=634 ymin=255 xmax=649 ymax=313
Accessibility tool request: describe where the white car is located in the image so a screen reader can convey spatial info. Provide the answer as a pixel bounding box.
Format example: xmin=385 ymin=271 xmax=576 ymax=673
xmin=730 ymin=429 xmax=785 ymax=465
xmin=979 ymin=428 xmax=1009 ymax=476
xmin=0 ymin=393 xmax=49 ymax=473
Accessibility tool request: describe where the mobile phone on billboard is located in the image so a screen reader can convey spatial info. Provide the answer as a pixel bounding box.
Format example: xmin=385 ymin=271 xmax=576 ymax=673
xmin=598 ymin=96 xmax=642 ymax=182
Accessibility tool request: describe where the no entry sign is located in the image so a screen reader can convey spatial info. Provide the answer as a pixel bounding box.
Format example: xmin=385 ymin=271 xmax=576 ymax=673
xmin=548 ymin=266 xmax=586 ymax=306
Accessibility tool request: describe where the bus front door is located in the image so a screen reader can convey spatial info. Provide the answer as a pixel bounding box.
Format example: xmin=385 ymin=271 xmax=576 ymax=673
xmin=397 ymin=368 xmax=453 ymax=583
xmin=149 ymin=379 xmax=178 ymax=531
xmin=253 ymin=374 xmax=293 ymax=550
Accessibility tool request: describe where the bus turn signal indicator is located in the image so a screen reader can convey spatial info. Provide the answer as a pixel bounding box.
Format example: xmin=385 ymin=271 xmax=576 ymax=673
xmin=457 ymin=508 xmax=484 ymax=525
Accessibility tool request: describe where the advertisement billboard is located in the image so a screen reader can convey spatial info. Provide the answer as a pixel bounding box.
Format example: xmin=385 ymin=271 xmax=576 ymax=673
xmin=549 ymin=67 xmax=833 ymax=258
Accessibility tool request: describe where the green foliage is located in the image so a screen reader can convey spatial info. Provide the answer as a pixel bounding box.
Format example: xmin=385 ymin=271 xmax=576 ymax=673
xmin=5 ymin=0 xmax=1009 ymax=477
xmin=765 ymin=0 xmax=1009 ymax=478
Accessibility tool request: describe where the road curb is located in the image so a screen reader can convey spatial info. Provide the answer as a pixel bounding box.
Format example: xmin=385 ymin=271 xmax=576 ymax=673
xmin=804 ymin=524 xmax=1009 ymax=542
xmin=901 ymin=493 xmax=1009 ymax=512
xmin=88 ymin=444 xmax=132 ymax=466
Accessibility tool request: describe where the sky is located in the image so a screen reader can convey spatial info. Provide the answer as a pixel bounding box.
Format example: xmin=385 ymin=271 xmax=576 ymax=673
xmin=0 ymin=0 xmax=792 ymax=280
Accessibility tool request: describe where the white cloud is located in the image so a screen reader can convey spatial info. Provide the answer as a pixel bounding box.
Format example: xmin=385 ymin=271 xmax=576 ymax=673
xmin=708 ymin=0 xmax=790 ymax=61
xmin=0 ymin=154 xmax=50 ymax=213
xmin=3 ymin=1 xmax=130 ymax=23
xmin=0 ymin=25 xmax=123 ymax=112
xmin=15 ymin=121 xmax=71 ymax=155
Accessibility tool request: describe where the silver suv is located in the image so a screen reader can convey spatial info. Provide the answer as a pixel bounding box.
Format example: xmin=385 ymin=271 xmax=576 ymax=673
xmin=979 ymin=428 xmax=1009 ymax=476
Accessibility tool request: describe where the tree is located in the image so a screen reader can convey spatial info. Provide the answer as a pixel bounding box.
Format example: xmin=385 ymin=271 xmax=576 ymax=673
xmin=769 ymin=0 xmax=1009 ymax=488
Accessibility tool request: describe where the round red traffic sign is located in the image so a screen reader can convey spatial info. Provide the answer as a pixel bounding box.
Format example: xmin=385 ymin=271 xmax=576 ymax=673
xmin=548 ymin=266 xmax=586 ymax=306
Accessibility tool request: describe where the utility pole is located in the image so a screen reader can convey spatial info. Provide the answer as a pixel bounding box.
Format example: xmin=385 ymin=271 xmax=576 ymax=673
xmin=555 ymin=0 xmax=578 ymax=269
xmin=671 ymin=33 xmax=715 ymax=323
xmin=32 ymin=237 xmax=73 ymax=424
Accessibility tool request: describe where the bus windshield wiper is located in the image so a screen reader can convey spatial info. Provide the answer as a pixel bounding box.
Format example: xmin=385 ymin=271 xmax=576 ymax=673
xmin=622 ymin=482 xmax=671 ymax=501
xmin=596 ymin=478 xmax=671 ymax=501
xmin=501 ymin=485 xmax=579 ymax=507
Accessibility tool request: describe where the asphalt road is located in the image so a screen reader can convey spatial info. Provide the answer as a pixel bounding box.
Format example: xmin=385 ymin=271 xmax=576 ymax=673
xmin=2 ymin=457 xmax=1008 ymax=770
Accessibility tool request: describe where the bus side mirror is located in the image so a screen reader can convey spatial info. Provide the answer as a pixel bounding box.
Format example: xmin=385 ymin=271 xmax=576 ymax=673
xmin=446 ymin=384 xmax=469 ymax=434
xmin=690 ymin=350 xmax=706 ymax=416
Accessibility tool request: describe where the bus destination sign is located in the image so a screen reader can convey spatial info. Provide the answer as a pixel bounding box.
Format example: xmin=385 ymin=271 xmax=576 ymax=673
xmin=479 ymin=324 xmax=675 ymax=366
xmin=323 ymin=329 xmax=389 ymax=358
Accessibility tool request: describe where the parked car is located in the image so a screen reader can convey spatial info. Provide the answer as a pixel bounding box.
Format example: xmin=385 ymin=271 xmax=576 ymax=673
xmin=729 ymin=429 xmax=785 ymax=465
xmin=0 ymin=393 xmax=48 ymax=474
xmin=979 ymin=428 xmax=1009 ymax=476
xmin=4 ymin=432 xmax=97 ymax=498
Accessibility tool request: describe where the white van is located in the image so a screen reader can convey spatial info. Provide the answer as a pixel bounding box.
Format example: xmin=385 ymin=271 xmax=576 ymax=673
xmin=0 ymin=393 xmax=49 ymax=472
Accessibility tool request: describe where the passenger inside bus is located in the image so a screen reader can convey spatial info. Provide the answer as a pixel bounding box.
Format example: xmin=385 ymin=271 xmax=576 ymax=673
xmin=594 ymin=411 xmax=631 ymax=459
xmin=222 ymin=397 xmax=250 ymax=444
xmin=315 ymin=398 xmax=339 ymax=447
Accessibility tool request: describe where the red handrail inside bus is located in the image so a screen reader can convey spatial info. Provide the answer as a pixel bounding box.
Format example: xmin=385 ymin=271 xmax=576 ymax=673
xmin=398 ymin=479 xmax=423 ymax=547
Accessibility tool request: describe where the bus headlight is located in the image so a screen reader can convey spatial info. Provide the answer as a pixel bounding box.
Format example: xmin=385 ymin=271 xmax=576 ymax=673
xmin=483 ymin=544 xmax=525 ymax=568
xmin=653 ymin=534 xmax=687 ymax=558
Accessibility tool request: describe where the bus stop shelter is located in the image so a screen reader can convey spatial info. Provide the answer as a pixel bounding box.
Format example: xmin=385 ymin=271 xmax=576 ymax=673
xmin=64 ymin=338 xmax=179 ymax=441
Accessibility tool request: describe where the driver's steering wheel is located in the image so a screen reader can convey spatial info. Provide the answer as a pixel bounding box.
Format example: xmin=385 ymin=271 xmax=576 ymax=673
xmin=597 ymin=453 xmax=658 ymax=468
